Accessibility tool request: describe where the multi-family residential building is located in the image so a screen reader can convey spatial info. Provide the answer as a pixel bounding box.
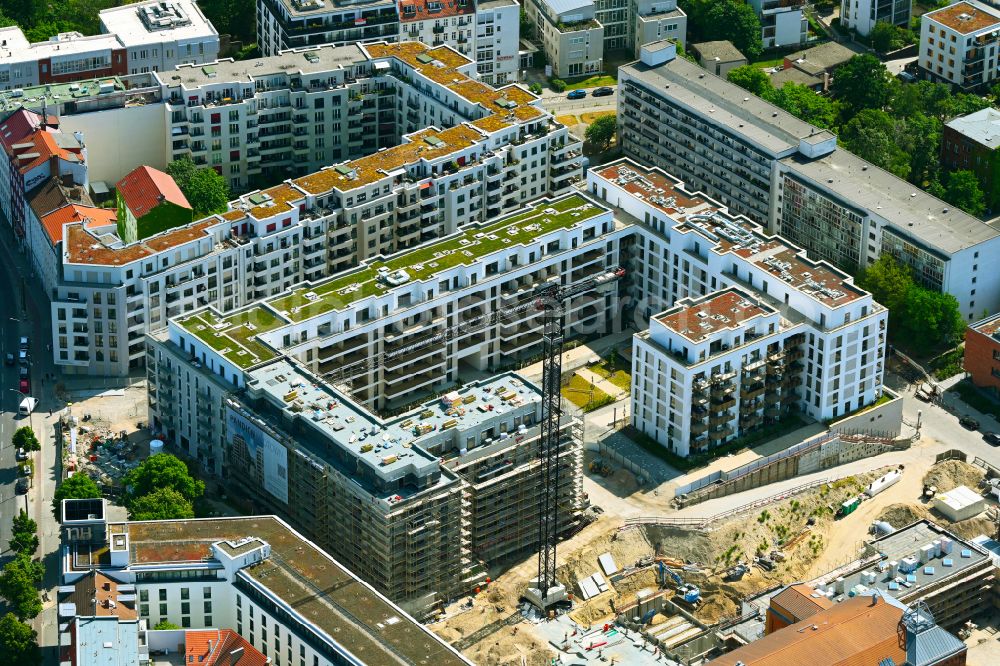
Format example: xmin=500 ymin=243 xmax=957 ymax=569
xmin=527 ymin=0 xmax=685 ymax=77
xmin=59 ymin=501 xmax=473 ymax=662
xmin=475 ymin=0 xmax=522 ymax=85
xmin=256 ymin=0 xmax=400 ymax=56
xmin=398 ymin=0 xmax=476 ymax=59
xmin=841 ymin=0 xmax=912 ymax=36
xmin=617 ymin=41 xmax=1000 ymax=322
xmin=963 ymin=312 xmax=1000 ymax=395
xmin=748 ymin=0 xmax=808 ymax=48
xmin=918 ymin=1 xmax=1000 ymax=90
xmin=589 ymin=160 xmax=886 ymax=455
xmin=942 ymin=107 xmax=1000 ymax=211
xmin=0 ymin=0 xmax=218 ymax=89
xmin=7 ymin=41 xmax=583 ymax=377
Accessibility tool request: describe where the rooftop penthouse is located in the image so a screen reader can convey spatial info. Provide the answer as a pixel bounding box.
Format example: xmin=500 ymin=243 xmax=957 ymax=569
xmin=592 ymin=160 xmax=865 ymax=309
xmin=239 ymin=359 xmax=542 ymax=498
xmin=176 ymin=193 xmax=607 ymax=369
xmin=657 ymin=289 xmax=775 ymax=343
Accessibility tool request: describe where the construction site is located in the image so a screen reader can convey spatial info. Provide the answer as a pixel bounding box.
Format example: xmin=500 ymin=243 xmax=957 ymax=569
xmin=430 ymin=437 xmax=1000 ymax=665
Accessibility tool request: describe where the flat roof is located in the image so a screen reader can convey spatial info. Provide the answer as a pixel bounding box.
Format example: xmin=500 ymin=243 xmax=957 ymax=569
xmin=970 ymin=311 xmax=1000 ymax=337
xmin=122 ymin=517 xmax=471 ymax=666
xmin=925 ymin=0 xmax=1000 ymax=34
xmin=74 ymin=616 xmax=140 ymax=666
xmin=272 ymin=0 xmax=397 ymax=19
xmin=265 ymin=193 xmax=603 ymax=321
xmin=0 ymin=31 xmax=121 ymax=64
xmin=620 ymin=54 xmax=835 ymax=156
xmin=945 ymin=106 xmax=1000 ymax=147
xmin=160 ymin=43 xmax=364 ymax=88
xmin=399 ymin=0 xmax=475 ymax=23
xmin=245 ymin=360 xmax=540 ymax=484
xmin=656 ymin=289 xmax=775 ymax=343
xmin=179 ymin=307 xmax=285 ymax=369
xmin=99 ymin=0 xmax=218 ymax=46
xmin=781 ymin=150 xmax=1000 ymax=253
xmin=0 ymin=76 xmax=128 ymax=114
xmin=596 ymin=160 xmax=864 ymax=307
xmin=65 ymin=216 xmax=220 ymax=266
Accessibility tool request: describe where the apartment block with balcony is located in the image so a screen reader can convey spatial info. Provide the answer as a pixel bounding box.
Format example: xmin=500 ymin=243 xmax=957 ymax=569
xmin=840 ymin=0 xmax=912 ymax=36
xmin=528 ymin=0 xmax=605 ymax=78
xmin=587 ymin=159 xmax=887 ymax=456
xmin=256 ymin=0 xmax=400 ymax=57
xmin=918 ymin=1 xmax=1000 ymax=90
xmin=632 ymin=0 xmax=687 ymax=57
xmin=0 ymin=0 xmax=218 ymax=89
xmin=749 ymin=0 xmax=808 ymax=48
xmin=475 ymin=0 xmax=522 ymax=85
xmin=59 ymin=503 xmax=473 ymax=662
xmin=618 ymin=41 xmax=1000 ymax=323
xmin=398 ymin=0 xmax=476 ymax=59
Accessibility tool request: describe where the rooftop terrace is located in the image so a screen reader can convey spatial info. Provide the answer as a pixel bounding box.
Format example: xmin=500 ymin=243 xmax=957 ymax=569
xmin=122 ymin=517 xmax=471 ymax=666
xmin=596 ymin=160 xmax=864 ymax=307
xmin=266 ymin=193 xmax=603 ymax=321
xmin=926 ymin=1 xmax=1000 ymax=34
xmin=971 ymin=312 xmax=1000 ymax=337
xmin=0 ymin=76 xmax=131 ymax=113
xmin=65 ymin=217 xmax=220 ymax=266
xmin=657 ymin=289 xmax=775 ymax=343
xmin=179 ymin=306 xmax=285 ymax=370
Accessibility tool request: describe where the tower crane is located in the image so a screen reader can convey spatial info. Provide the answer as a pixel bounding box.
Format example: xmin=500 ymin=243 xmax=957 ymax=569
xmin=321 ymin=265 xmax=626 ymax=607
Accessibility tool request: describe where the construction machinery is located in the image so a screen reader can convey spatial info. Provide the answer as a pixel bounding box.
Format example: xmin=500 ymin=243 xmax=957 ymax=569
xmin=723 ymin=562 xmax=749 ymax=581
xmin=657 ymin=560 xmax=701 ymax=605
xmin=321 ymin=265 xmax=626 ymax=608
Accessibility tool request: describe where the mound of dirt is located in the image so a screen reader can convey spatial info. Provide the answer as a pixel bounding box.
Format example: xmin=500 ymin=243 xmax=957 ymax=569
xmin=923 ymin=461 xmax=985 ymax=493
xmin=878 ymin=503 xmax=932 ymax=529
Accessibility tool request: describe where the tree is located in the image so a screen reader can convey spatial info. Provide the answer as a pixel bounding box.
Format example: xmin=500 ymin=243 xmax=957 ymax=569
xmin=167 ymin=157 xmax=230 ymax=217
xmin=9 ymin=512 xmax=38 ymax=556
xmin=832 ymin=54 xmax=894 ymax=117
xmin=0 ymin=555 xmax=43 ymax=621
xmin=519 ymin=8 xmax=534 ymax=40
xmin=899 ymin=287 xmax=966 ymax=352
xmin=52 ymin=473 xmax=101 ymax=520
xmin=727 ymin=65 xmax=772 ymax=98
xmin=840 ymin=109 xmax=911 ymax=179
xmin=900 ymin=112 xmax=942 ymax=187
xmin=871 ymin=21 xmax=905 ymax=53
xmin=585 ymin=114 xmax=617 ymax=152
xmin=11 ymin=427 xmax=39 ymax=452
xmin=129 ymin=487 xmax=195 ymax=521
xmin=941 ymin=170 xmax=986 ymax=217
xmin=122 ymin=453 xmax=205 ymax=505
xmin=0 ymin=613 xmax=40 ymax=666
xmin=769 ymin=83 xmax=837 ymax=129
xmin=705 ymin=1 xmax=763 ymax=59
xmin=858 ymin=254 xmax=913 ymax=317
xmin=153 ymin=620 xmax=181 ymax=630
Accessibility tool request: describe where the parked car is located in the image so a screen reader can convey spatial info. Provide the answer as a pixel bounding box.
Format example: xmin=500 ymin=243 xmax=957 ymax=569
xmin=18 ymin=378 xmax=29 ymax=394
xmin=984 ymin=432 xmax=1000 ymax=446
xmin=567 ymin=89 xmax=586 ymax=100
xmin=15 ymin=478 xmax=28 ymax=494
xmin=19 ymin=463 xmax=31 ymax=477
xmin=18 ymin=365 xmax=28 ymax=378
xmin=959 ymin=415 xmax=980 ymax=430
xmin=18 ymin=336 xmax=28 ymax=350
xmin=4 ymin=352 xmax=12 ymax=366
xmin=18 ymin=349 xmax=28 ymax=363
xmin=15 ymin=448 xmax=27 ymax=461
xmin=592 ymin=86 xmax=614 ymax=97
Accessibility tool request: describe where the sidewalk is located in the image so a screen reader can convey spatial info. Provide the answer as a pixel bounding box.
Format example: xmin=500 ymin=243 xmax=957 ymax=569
xmin=516 ymin=329 xmax=636 ymax=385
xmin=574 ymin=367 xmax=628 ymax=400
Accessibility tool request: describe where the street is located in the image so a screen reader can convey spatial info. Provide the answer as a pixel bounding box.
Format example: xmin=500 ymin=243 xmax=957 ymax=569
xmin=0 ymin=220 xmax=62 ymax=660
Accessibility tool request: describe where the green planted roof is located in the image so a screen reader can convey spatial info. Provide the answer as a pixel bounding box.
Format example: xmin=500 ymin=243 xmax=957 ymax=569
xmin=268 ymin=193 xmax=603 ymax=322
xmin=179 ymin=307 xmax=285 ymax=369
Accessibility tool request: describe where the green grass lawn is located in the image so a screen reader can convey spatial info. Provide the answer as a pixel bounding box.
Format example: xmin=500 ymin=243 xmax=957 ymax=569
xmin=750 ymin=57 xmax=785 ymax=69
xmin=589 ymin=359 xmax=631 ymax=391
xmin=563 ymin=75 xmax=617 ymax=91
xmin=561 ymin=373 xmax=614 ymax=412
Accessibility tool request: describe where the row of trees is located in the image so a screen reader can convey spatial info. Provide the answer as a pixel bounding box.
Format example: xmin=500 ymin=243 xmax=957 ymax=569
xmin=728 ymin=54 xmax=996 ymax=216
xmin=0 ymin=499 xmax=42 ymax=664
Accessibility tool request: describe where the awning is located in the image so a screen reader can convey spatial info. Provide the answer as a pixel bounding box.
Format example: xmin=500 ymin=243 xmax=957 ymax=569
xmin=419 ymin=182 xmax=432 ymax=190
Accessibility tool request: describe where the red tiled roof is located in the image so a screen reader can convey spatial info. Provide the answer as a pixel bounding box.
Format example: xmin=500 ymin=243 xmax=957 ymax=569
xmin=11 ymin=129 xmax=83 ymax=173
xmin=399 ymin=0 xmax=474 ymax=23
xmin=67 ymin=571 xmax=138 ymax=620
xmin=0 ymin=109 xmax=45 ymax=150
xmin=186 ymin=629 xmax=268 ymax=666
xmin=709 ymin=594 xmax=905 ymax=666
xmin=41 ymin=205 xmax=116 ymax=244
xmin=116 ymin=165 xmax=191 ymax=218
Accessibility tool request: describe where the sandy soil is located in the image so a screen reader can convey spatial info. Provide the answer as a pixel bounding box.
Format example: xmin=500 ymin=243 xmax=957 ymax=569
xmin=923 ymin=460 xmax=985 ymax=493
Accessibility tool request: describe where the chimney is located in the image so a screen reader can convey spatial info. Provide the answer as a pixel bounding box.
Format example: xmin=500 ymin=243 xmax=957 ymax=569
xmin=207 ymin=640 xmax=213 ymax=656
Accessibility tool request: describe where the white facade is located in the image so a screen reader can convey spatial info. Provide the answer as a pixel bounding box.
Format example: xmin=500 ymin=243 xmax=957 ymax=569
xmin=918 ymin=1 xmax=1000 ymax=89
xmin=475 ymin=0 xmax=522 ymax=85
xmin=749 ymin=0 xmax=807 ymax=48
xmin=841 ymin=0 xmax=912 ymax=36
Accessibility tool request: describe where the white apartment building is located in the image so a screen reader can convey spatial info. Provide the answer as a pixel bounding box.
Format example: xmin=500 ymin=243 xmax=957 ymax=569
xmin=475 ymin=0 xmax=522 ymax=85
xmin=588 ymin=160 xmax=887 ymax=455
xmin=618 ymin=41 xmax=1000 ymax=323
xmin=748 ymin=0 xmax=808 ymax=48
xmin=59 ymin=503 xmax=473 ymax=664
xmin=632 ymin=0 xmax=687 ymax=57
xmin=256 ymin=0 xmax=400 ymax=56
xmin=398 ymin=0 xmax=476 ymax=59
xmin=0 ymin=0 xmax=218 ymax=89
xmin=840 ymin=0 xmax=912 ymax=36
xmin=30 ymin=41 xmax=582 ymax=377
xmin=918 ymin=0 xmax=1000 ymax=90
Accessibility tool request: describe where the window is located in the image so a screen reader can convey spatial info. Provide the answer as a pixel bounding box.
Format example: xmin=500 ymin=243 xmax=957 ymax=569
xmin=159 ymin=590 xmax=167 ymax=601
